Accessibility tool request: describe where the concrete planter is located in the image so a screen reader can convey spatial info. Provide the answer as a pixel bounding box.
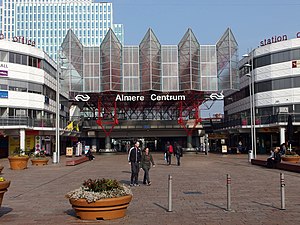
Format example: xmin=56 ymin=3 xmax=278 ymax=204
xmin=281 ymin=156 xmax=300 ymax=163
xmin=8 ymin=156 xmax=29 ymax=170
xmin=0 ymin=180 xmax=11 ymax=208
xmin=69 ymin=194 xmax=132 ymax=220
xmin=31 ymin=158 xmax=49 ymax=166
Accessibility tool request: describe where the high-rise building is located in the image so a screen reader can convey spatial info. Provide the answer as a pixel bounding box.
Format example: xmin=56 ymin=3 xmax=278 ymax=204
xmin=0 ymin=0 xmax=124 ymax=61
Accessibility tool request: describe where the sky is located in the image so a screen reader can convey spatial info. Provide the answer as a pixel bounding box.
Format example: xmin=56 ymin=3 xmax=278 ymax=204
xmin=104 ymin=0 xmax=300 ymax=117
xmin=107 ymin=0 xmax=300 ymax=56
xmin=2 ymin=0 xmax=300 ymax=117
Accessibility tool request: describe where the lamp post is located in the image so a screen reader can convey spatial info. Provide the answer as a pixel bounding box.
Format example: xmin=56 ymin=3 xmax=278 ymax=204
xmin=244 ymin=52 xmax=256 ymax=158
xmin=53 ymin=60 xmax=61 ymax=164
xmin=53 ymin=51 xmax=66 ymax=164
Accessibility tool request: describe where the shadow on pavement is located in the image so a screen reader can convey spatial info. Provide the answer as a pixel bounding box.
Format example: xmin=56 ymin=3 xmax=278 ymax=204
xmin=153 ymin=202 xmax=168 ymax=212
xmin=252 ymin=201 xmax=280 ymax=209
xmin=0 ymin=207 xmax=12 ymax=217
xmin=204 ymin=202 xmax=226 ymax=211
xmin=65 ymin=209 xmax=77 ymax=218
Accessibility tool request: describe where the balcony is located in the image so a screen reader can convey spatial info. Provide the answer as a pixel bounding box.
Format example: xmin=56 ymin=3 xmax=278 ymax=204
xmin=218 ymin=114 xmax=300 ymax=130
xmin=0 ymin=117 xmax=66 ymax=129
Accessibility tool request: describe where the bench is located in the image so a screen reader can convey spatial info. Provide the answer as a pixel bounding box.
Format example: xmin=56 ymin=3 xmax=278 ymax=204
xmin=66 ymin=156 xmax=89 ymax=166
xmin=251 ymin=158 xmax=300 ymax=173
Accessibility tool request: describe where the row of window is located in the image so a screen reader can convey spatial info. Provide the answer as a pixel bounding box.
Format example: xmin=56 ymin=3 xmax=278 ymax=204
xmin=226 ymin=104 xmax=300 ymax=123
xmin=0 ymin=78 xmax=56 ymax=99
xmin=15 ymin=4 xmax=111 ymax=14
xmin=239 ymin=48 xmax=300 ymax=73
xmin=16 ymin=21 xmax=111 ymax=30
xmin=0 ymin=50 xmax=57 ymax=78
xmin=225 ymin=76 xmax=300 ymax=105
xmin=16 ymin=11 xmax=111 ymax=22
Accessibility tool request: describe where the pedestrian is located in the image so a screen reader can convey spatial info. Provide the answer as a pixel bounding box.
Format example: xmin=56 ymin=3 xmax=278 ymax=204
xmin=128 ymin=141 xmax=142 ymax=186
xmin=279 ymin=142 xmax=287 ymax=156
xmin=85 ymin=149 xmax=95 ymax=160
xmin=174 ymin=142 xmax=183 ymax=166
xmin=141 ymin=147 xmax=155 ymax=185
xmin=164 ymin=143 xmax=168 ymax=164
xmin=266 ymin=147 xmax=281 ymax=168
xmin=166 ymin=141 xmax=173 ymax=165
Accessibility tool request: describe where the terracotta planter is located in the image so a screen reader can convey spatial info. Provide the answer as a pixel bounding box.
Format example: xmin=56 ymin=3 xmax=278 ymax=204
xmin=0 ymin=180 xmax=11 ymax=208
xmin=0 ymin=166 xmax=3 ymax=173
xmin=31 ymin=158 xmax=49 ymax=166
xmin=281 ymin=156 xmax=300 ymax=163
xmin=69 ymin=194 xmax=132 ymax=220
xmin=8 ymin=156 xmax=29 ymax=170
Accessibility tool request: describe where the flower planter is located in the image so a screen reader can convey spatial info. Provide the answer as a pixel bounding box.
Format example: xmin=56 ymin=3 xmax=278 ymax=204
xmin=281 ymin=156 xmax=300 ymax=163
xmin=8 ymin=156 xmax=29 ymax=170
xmin=0 ymin=180 xmax=11 ymax=208
xmin=31 ymin=158 xmax=49 ymax=166
xmin=69 ymin=194 xmax=132 ymax=220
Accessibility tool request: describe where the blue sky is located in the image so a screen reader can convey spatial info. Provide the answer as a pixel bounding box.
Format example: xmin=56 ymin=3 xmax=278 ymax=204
xmin=105 ymin=0 xmax=300 ymax=117
xmin=107 ymin=0 xmax=300 ymax=56
xmin=1 ymin=0 xmax=299 ymax=117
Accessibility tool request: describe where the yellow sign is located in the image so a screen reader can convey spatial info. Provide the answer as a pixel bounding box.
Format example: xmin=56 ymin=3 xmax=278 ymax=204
xmin=9 ymin=135 xmax=36 ymax=155
xmin=66 ymin=147 xmax=73 ymax=157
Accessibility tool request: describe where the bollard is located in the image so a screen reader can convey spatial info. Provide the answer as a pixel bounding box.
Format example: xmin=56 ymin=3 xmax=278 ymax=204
xmin=168 ymin=174 xmax=172 ymax=212
xmin=226 ymin=174 xmax=231 ymax=211
xmin=280 ymin=173 xmax=286 ymax=210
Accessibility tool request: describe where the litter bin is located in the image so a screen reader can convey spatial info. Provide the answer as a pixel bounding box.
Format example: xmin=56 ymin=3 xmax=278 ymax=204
xmin=248 ymin=150 xmax=253 ymax=162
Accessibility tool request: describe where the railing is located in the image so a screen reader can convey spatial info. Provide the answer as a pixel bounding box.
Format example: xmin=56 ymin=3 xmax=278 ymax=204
xmin=0 ymin=117 xmax=66 ymax=129
xmin=216 ymin=113 xmax=300 ymax=130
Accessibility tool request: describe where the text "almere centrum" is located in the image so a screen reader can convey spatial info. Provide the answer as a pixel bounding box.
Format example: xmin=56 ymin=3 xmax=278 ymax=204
xmin=115 ymin=94 xmax=186 ymax=102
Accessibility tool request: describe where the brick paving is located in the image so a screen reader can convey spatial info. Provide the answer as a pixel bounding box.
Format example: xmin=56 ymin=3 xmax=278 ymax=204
xmin=0 ymin=153 xmax=300 ymax=225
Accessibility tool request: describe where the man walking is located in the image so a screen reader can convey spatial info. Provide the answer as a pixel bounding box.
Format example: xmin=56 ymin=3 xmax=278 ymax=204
xmin=174 ymin=142 xmax=183 ymax=166
xmin=128 ymin=141 xmax=142 ymax=186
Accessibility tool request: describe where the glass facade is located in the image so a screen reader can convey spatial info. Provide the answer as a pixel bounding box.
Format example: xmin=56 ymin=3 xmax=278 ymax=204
xmin=216 ymin=28 xmax=239 ymax=90
xmin=100 ymin=29 xmax=122 ymax=92
xmin=178 ymin=29 xmax=201 ymax=91
xmin=62 ymin=28 xmax=238 ymax=95
xmin=140 ymin=29 xmax=161 ymax=91
xmin=0 ymin=0 xmax=124 ymax=61
xmin=123 ymin=46 xmax=140 ymax=92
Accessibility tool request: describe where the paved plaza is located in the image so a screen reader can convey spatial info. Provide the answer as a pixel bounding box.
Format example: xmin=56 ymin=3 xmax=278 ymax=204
xmin=1 ymin=153 xmax=300 ymax=225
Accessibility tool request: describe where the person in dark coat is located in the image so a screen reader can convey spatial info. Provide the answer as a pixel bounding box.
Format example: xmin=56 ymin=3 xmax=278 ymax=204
xmin=165 ymin=141 xmax=173 ymax=165
xmin=128 ymin=141 xmax=142 ymax=186
xmin=174 ymin=142 xmax=183 ymax=166
xmin=279 ymin=142 xmax=287 ymax=156
xmin=267 ymin=147 xmax=281 ymax=168
xmin=141 ymin=147 xmax=155 ymax=185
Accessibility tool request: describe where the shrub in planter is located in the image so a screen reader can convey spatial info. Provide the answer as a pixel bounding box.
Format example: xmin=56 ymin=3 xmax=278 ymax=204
xmin=66 ymin=178 xmax=132 ymax=220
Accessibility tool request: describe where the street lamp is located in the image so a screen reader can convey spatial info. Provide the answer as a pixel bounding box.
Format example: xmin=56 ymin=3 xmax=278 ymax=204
xmin=243 ymin=54 xmax=256 ymax=159
xmin=53 ymin=51 xmax=66 ymax=164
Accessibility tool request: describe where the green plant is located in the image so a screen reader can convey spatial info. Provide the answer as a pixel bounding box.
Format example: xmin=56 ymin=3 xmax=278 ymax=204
xmin=66 ymin=178 xmax=132 ymax=203
xmin=0 ymin=177 xmax=6 ymax=182
xmin=30 ymin=150 xmax=46 ymax=159
xmin=12 ymin=148 xmax=29 ymax=157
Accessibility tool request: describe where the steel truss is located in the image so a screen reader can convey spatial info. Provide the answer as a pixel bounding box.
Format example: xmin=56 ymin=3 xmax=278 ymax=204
xmin=73 ymin=91 xmax=208 ymax=136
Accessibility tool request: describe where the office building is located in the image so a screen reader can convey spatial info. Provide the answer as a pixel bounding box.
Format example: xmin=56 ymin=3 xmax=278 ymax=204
xmin=0 ymin=0 xmax=124 ymax=61
xmin=0 ymin=38 xmax=69 ymax=158
xmin=223 ymin=35 xmax=300 ymax=154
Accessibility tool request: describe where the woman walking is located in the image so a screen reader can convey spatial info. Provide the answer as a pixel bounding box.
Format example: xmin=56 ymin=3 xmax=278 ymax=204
xmin=141 ymin=147 xmax=155 ymax=186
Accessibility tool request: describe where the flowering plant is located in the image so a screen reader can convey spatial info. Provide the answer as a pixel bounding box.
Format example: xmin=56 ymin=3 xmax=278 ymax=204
xmin=30 ymin=150 xmax=47 ymax=159
xmin=66 ymin=178 xmax=132 ymax=203
xmin=0 ymin=176 xmax=6 ymax=182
